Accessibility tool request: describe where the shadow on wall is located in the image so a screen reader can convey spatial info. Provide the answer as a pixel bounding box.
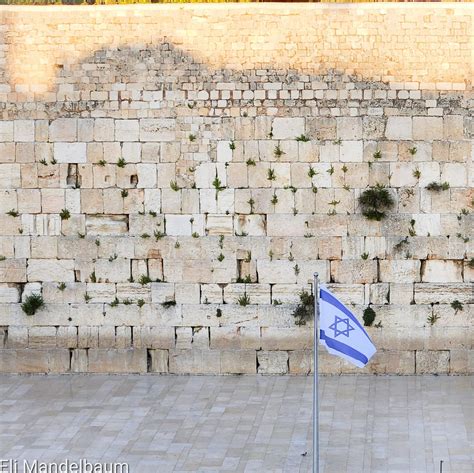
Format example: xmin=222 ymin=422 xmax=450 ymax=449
xmin=1 ymin=4 xmax=471 ymax=95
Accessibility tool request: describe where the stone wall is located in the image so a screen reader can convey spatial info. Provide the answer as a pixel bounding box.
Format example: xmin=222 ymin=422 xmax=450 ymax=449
xmin=0 ymin=4 xmax=472 ymax=375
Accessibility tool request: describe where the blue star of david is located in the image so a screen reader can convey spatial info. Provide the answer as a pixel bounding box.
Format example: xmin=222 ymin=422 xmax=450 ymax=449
xmin=329 ymin=315 xmax=355 ymax=338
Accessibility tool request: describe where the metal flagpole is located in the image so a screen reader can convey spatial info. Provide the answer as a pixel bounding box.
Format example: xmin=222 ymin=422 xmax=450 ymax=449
xmin=313 ymin=273 xmax=320 ymax=473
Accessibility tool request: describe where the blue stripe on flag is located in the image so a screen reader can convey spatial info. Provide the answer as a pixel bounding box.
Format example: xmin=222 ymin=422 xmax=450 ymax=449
xmin=320 ymin=329 xmax=369 ymax=366
xmin=320 ymin=287 xmax=370 ymax=339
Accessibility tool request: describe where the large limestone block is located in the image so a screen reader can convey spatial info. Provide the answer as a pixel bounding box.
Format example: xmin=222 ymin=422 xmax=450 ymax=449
xmin=86 ymin=215 xmax=128 ymax=235
xmin=413 ymin=117 xmax=443 ymax=140
xmin=288 ymin=350 xmax=313 ymax=374
xmin=0 ymin=164 xmax=21 ymax=188
xmin=49 ymin=118 xmax=77 ymax=142
xmin=257 ymin=351 xmax=288 ymax=374
xmin=415 ymin=350 xmax=450 ymax=374
xmin=115 ymin=120 xmax=139 ymax=141
xmin=257 ymin=260 xmax=297 ymax=284
xmin=5 ymin=326 xmax=28 ymax=348
xmin=14 ymin=120 xmax=35 ymax=142
xmin=224 ymin=283 xmax=270 ymax=305
xmin=169 ymin=349 xmax=221 ymax=374
xmin=336 ymin=117 xmax=362 ymax=140
xmin=330 ymin=260 xmax=377 ymax=284
xmin=148 ymin=349 xmax=169 ymax=373
xmin=140 ymin=119 xmax=176 ymax=141
xmin=0 ymin=259 xmax=27 ymax=283
xmin=95 ymin=258 xmax=130 ymax=283
xmin=414 ymin=283 xmax=473 ymax=304
xmin=210 ymin=326 xmax=261 ymax=350
xmin=0 ymin=121 xmax=13 ymax=141
xmin=88 ymin=349 xmax=147 ymax=373
xmin=70 ymin=349 xmax=88 ymax=372
xmin=28 ymin=326 xmax=57 ymax=349
xmin=27 ymin=259 xmax=75 ymax=282
xmin=272 ymin=117 xmax=304 ymax=140
xmin=151 ymin=282 xmax=175 ymax=304
xmin=0 ymin=349 xmax=70 ymax=373
xmin=422 ymin=260 xmax=463 ymax=283
xmin=385 ymin=117 xmax=412 ymax=140
xmin=379 ymin=260 xmax=421 ymax=283
xmin=54 ymin=143 xmax=86 ymax=163
xmin=220 ymin=350 xmax=256 ymax=374
xmin=261 ymin=327 xmax=312 ymax=350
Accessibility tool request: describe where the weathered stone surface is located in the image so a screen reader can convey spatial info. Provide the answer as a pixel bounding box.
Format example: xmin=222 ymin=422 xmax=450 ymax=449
xmin=88 ymin=349 xmax=147 ymax=373
xmin=257 ymin=351 xmax=288 ymax=374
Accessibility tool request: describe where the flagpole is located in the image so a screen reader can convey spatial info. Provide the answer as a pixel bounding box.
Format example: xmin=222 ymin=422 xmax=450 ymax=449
xmin=313 ymin=272 xmax=320 ymax=473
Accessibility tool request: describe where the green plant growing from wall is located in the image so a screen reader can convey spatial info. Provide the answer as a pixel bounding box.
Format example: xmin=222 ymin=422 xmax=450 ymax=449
xmin=212 ymin=174 xmax=225 ymax=197
xmin=109 ymin=297 xmax=119 ymax=308
xmin=248 ymin=198 xmax=255 ymax=214
xmin=217 ymin=253 xmax=225 ymax=262
xmin=408 ymin=147 xmax=417 ymax=156
xmin=267 ymin=168 xmax=276 ymax=181
xmin=363 ymin=306 xmax=376 ymax=326
xmin=408 ymin=219 xmax=417 ymax=237
xmin=162 ymin=300 xmax=176 ymax=308
xmin=426 ymin=181 xmax=449 ymax=192
xmin=39 ymin=159 xmax=48 ymax=166
xmin=189 ymin=134 xmax=196 ymax=142
xmin=229 ymin=140 xmax=236 ymax=151
xmin=21 ymin=294 xmax=44 ymax=316
xmin=51 ymin=157 xmax=57 ymax=165
xmin=468 ymin=258 xmax=474 ymax=269
xmin=358 ymin=184 xmax=394 ymax=221
xmin=154 ymin=230 xmax=165 ymax=241
xmin=274 ymin=145 xmax=284 ymax=158
xmin=271 ymin=193 xmax=278 ymax=206
xmin=117 ymin=158 xmax=126 ymax=168
xmin=308 ymin=166 xmax=317 ymax=178
xmin=57 ymin=282 xmax=66 ymax=291
xmin=427 ymin=313 xmax=440 ymax=326
xmin=121 ymin=189 xmax=128 ymax=198
xmin=361 ymin=252 xmax=369 ymax=260
xmin=89 ymin=271 xmax=97 ymax=283
xmin=141 ymin=233 xmax=150 ymax=239
xmin=98 ymin=159 xmax=106 ymax=166
xmin=84 ymin=293 xmax=91 ymax=303
xmin=451 ymin=300 xmax=463 ymax=314
xmin=192 ymin=232 xmax=199 ymax=238
xmin=246 ymin=159 xmax=256 ymax=166
xmin=237 ymin=293 xmax=250 ymax=307
xmin=6 ymin=209 xmax=19 ymax=217
xmin=170 ymin=180 xmax=180 ymax=192
xmin=292 ymin=290 xmax=314 ymax=326
xmin=137 ymin=299 xmax=145 ymax=308
xmin=373 ymin=150 xmax=382 ymax=160
xmin=60 ymin=209 xmax=70 ymax=220
xmin=296 ymin=134 xmax=309 ymax=142
xmin=138 ymin=275 xmax=152 ymax=286
xmin=327 ymin=165 xmax=335 ymax=175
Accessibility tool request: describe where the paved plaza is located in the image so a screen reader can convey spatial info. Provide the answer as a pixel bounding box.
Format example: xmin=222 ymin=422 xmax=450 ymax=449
xmin=0 ymin=375 xmax=472 ymax=473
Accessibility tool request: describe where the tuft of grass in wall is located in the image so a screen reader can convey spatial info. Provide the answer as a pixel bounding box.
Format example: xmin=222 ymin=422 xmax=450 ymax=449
xmin=89 ymin=271 xmax=97 ymax=283
xmin=426 ymin=181 xmax=449 ymax=192
xmin=50 ymin=157 xmax=57 ymax=165
xmin=212 ymin=175 xmax=225 ymax=195
xmin=237 ymin=293 xmax=250 ymax=307
xmin=174 ymin=240 xmax=181 ymax=249
xmin=21 ymin=294 xmax=44 ymax=316
xmin=359 ymin=184 xmax=394 ymax=221
xmin=98 ymin=160 xmax=106 ymax=167
xmin=60 ymin=209 xmax=70 ymax=220
xmin=138 ymin=275 xmax=152 ymax=286
xmin=451 ymin=300 xmax=463 ymax=314
xmin=84 ymin=294 xmax=91 ymax=303
xmin=6 ymin=209 xmax=19 ymax=217
xmin=95 ymin=239 xmax=100 ymax=247
xmin=333 ymin=138 xmax=342 ymax=145
xmin=271 ymin=193 xmax=278 ymax=206
xmin=327 ymin=165 xmax=334 ymax=175
xmin=373 ymin=150 xmax=382 ymax=160
xmin=108 ymin=253 xmax=118 ymax=262
xmin=427 ymin=313 xmax=440 ymax=326
xmin=363 ymin=306 xmax=376 ymax=326
xmin=137 ymin=299 xmax=145 ymax=308
xmin=408 ymin=219 xmax=417 ymax=237
xmin=308 ymin=166 xmax=317 ymax=178
xmin=292 ymin=290 xmax=314 ymax=326
xmin=229 ymin=141 xmax=236 ymax=151
xmin=192 ymin=232 xmax=199 ymax=238
xmin=236 ymin=275 xmax=252 ymax=284
xmin=154 ymin=230 xmax=165 ymax=241
xmin=246 ymin=159 xmax=256 ymax=166
xmin=57 ymin=282 xmax=66 ymax=291
xmin=408 ymin=147 xmax=417 ymax=156
xmin=121 ymin=189 xmax=128 ymax=198
xmin=170 ymin=180 xmax=180 ymax=192
xmin=141 ymin=233 xmax=150 ymax=239
xmin=273 ymin=299 xmax=282 ymax=306
xmin=217 ymin=253 xmax=225 ymax=262
xmin=413 ymin=168 xmax=421 ymax=180
xmin=78 ymin=232 xmax=85 ymax=239
xmin=0 ymin=255 xmax=5 ymax=261
xmin=394 ymin=237 xmax=409 ymax=252
xmin=189 ymin=134 xmax=196 ymax=142
xmin=361 ymin=252 xmax=369 ymax=260
xmin=456 ymin=233 xmax=470 ymax=243
xmin=247 ymin=198 xmax=255 ymax=214
xmin=296 ymin=134 xmax=309 ymax=142
xmin=117 ymin=158 xmax=126 ymax=168
xmin=274 ymin=145 xmax=284 ymax=158
xmin=109 ymin=297 xmax=119 ymax=308
xmin=218 ymin=235 xmax=224 ymax=249
xmin=39 ymin=159 xmax=48 ymax=166
xmin=267 ymin=168 xmax=276 ymax=181
xmin=468 ymin=258 xmax=474 ymax=269
xmin=293 ymin=264 xmax=300 ymax=276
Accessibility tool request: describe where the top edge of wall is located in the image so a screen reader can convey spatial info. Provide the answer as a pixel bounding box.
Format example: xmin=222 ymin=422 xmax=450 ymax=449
xmin=1 ymin=3 xmax=473 ymax=11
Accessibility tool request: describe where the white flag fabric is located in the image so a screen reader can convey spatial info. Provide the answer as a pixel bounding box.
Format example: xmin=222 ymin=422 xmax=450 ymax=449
xmin=319 ymin=286 xmax=376 ymax=368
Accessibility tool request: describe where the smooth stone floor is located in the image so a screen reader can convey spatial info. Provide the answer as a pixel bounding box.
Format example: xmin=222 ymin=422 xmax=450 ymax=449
xmin=0 ymin=375 xmax=472 ymax=473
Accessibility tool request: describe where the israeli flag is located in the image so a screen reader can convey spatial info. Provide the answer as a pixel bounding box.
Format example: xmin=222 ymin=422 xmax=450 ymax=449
xmin=319 ymin=286 xmax=376 ymax=368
